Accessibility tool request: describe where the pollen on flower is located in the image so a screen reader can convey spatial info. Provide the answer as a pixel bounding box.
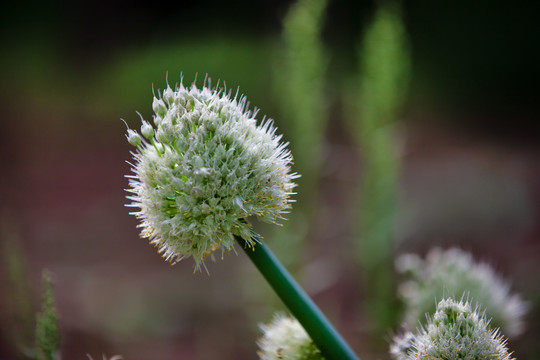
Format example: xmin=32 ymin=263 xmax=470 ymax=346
xmin=124 ymin=77 xmax=299 ymax=270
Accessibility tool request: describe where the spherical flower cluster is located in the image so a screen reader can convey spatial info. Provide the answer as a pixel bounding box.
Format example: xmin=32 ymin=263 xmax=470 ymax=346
xmin=257 ymin=314 xmax=325 ymax=360
xmin=391 ymin=298 xmax=515 ymax=360
xmin=125 ymin=79 xmax=298 ymax=269
xmin=396 ymin=247 xmax=527 ymax=337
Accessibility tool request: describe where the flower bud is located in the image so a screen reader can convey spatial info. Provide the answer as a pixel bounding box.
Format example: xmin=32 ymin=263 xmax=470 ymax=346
xmin=154 ymin=141 xmax=164 ymax=154
xmin=140 ymin=121 xmax=154 ymax=139
xmin=163 ymin=86 xmax=175 ymax=104
xmin=126 ymin=129 xmax=141 ymax=147
xmin=152 ymin=97 xmax=167 ymax=118
xmin=155 ymin=126 xmax=167 ymax=144
xmin=153 ymin=114 xmax=162 ymax=127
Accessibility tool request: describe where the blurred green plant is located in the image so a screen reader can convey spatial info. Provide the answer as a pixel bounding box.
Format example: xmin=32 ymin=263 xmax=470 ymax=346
xmin=97 ymin=37 xmax=277 ymax=118
xmin=35 ymin=271 xmax=60 ymax=360
xmin=0 ymin=36 xmax=276 ymax=121
xmin=349 ymin=0 xmax=410 ymax=341
xmin=2 ymin=219 xmax=35 ymax=358
xmin=269 ymin=0 xmax=329 ymax=268
xmin=274 ymin=0 xmax=328 ymax=185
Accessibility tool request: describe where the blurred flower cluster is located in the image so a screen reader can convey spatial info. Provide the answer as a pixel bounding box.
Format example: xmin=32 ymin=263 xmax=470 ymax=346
xmin=257 ymin=315 xmax=324 ymax=360
xmin=396 ymin=247 xmax=527 ymax=337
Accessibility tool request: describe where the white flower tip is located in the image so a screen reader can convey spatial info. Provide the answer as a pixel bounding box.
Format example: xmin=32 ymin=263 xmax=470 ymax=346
xmin=126 ymin=129 xmax=141 ymax=147
xmin=141 ymin=121 xmax=154 ymax=140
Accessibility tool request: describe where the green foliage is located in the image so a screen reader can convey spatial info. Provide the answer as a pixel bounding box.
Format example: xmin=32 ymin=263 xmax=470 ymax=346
xmin=352 ymin=0 xmax=411 ymax=339
xmin=267 ymin=0 xmax=329 ymax=271
xmin=35 ymin=271 xmax=59 ymax=360
xmin=0 ymin=36 xmax=276 ymax=120
xmin=355 ymin=1 xmax=410 ymax=262
xmin=357 ymin=1 xmax=410 ymax=133
xmin=275 ymin=0 xmax=328 ymax=183
xmin=3 ymin=221 xmax=35 ymax=356
xmin=97 ymin=37 xmax=276 ymax=117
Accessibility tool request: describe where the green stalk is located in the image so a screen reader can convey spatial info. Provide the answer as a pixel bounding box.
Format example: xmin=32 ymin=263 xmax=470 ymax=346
xmin=353 ymin=1 xmax=410 ymax=342
xmin=235 ymin=235 xmax=360 ymax=360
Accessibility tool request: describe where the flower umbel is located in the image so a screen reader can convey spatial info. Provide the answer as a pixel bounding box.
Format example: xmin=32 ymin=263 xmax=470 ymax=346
xmin=396 ymin=247 xmax=527 ymax=337
xmin=257 ymin=314 xmax=325 ymax=360
xmin=391 ymin=298 xmax=515 ymax=360
xmin=125 ymin=79 xmax=298 ymax=269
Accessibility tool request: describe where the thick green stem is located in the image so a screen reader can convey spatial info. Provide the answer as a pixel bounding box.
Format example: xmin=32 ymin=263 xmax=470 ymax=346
xmin=235 ymin=235 xmax=360 ymax=360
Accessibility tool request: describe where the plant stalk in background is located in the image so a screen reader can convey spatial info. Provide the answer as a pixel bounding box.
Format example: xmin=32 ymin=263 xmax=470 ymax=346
xmin=277 ymin=0 xmax=328 ymax=185
xmin=271 ymin=0 xmax=328 ymax=266
xmin=353 ymin=0 xmax=410 ymax=340
xmin=35 ymin=271 xmax=60 ymax=360
xmin=3 ymin=220 xmax=35 ymax=355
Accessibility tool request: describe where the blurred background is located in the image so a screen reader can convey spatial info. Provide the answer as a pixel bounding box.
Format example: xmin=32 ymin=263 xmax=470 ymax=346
xmin=1 ymin=0 xmax=539 ymax=359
